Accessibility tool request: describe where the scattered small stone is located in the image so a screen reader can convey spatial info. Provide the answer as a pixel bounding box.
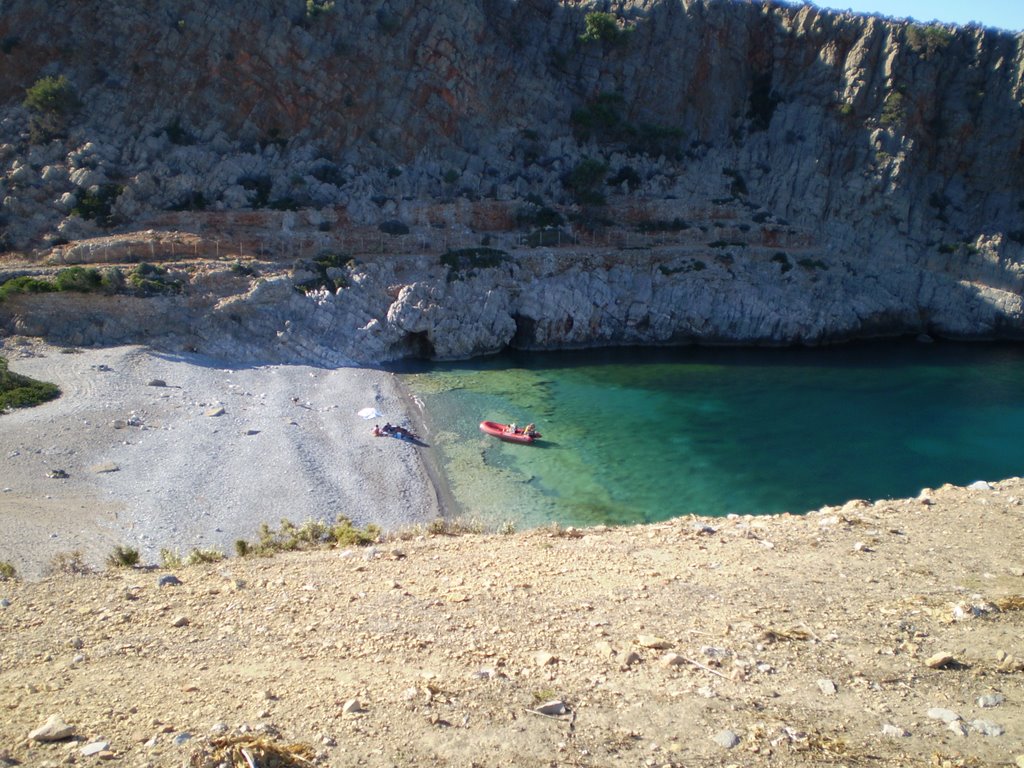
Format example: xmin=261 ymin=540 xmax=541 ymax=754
xmin=0 ymin=599 xmax=10 ymax=608
xmin=47 ymin=469 xmax=69 ymax=479
xmin=89 ymin=461 xmax=119 ymax=474
xmin=533 ymin=700 xmax=566 ymax=716
xmin=713 ymin=729 xmax=740 ymax=749
xmin=594 ymin=640 xmax=615 ymax=659
xmin=660 ymin=652 xmax=685 ymax=668
xmin=147 ymin=379 xmax=167 ymax=387
xmin=970 ymin=719 xmax=1005 ymax=737
xmin=342 ymin=698 xmax=363 ymax=716
xmin=881 ymin=724 xmax=909 ymax=738
xmin=80 ymin=741 xmax=109 ymax=756
xmin=171 ymin=615 xmax=190 ymax=628
xmin=636 ymin=635 xmax=672 ymax=649
xmin=978 ymin=693 xmax=1005 ymax=708
xmin=948 ymin=720 xmax=969 ymax=737
xmin=533 ymin=651 xmax=558 ymax=667
xmin=927 ymin=707 xmax=961 ymax=724
xmin=620 ymin=650 xmax=642 ymax=668
xmin=853 ymin=541 xmax=871 ymax=552
xmin=209 ymin=723 xmax=229 ymax=735
xmin=29 ymin=714 xmax=75 ymax=742
xmin=244 ymin=429 xmax=260 ymax=436
xmin=925 ymin=652 xmax=956 ymax=669
xmin=204 ymin=406 xmax=225 ymax=417
xmin=817 ymin=679 xmax=837 ymax=695
xmin=158 ymin=574 xmax=182 ymax=587
xmin=968 ymin=480 xmax=992 ymax=491
xmin=172 ymin=733 xmax=192 ymax=746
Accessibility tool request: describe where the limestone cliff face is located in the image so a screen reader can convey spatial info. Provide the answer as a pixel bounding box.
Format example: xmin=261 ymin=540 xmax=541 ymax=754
xmin=1 ymin=0 xmax=1023 ymax=360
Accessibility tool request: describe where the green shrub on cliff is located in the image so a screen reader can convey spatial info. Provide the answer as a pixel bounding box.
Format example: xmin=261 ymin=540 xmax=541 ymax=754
xmin=23 ymin=75 xmax=79 ymax=141
xmin=906 ymin=24 xmax=952 ymax=57
xmin=579 ymin=12 xmax=631 ymax=45
xmin=0 ymin=357 xmax=61 ymax=412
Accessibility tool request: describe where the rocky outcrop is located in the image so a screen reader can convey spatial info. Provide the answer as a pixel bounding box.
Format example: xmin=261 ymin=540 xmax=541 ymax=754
xmin=1 ymin=0 xmax=1023 ymax=359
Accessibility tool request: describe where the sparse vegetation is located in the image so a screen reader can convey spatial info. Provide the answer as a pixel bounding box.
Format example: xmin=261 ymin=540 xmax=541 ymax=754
xmin=306 ymin=0 xmax=334 ymax=17
xmin=0 ymin=357 xmax=61 ymax=412
xmin=23 ymin=75 xmax=79 ymax=140
xmin=185 ymin=548 xmax=225 ymax=565
xmin=579 ymin=12 xmax=631 ymax=45
xmin=440 ymin=247 xmax=508 ymax=276
xmin=160 ymin=548 xmax=184 ymax=568
xmin=71 ymin=184 xmax=124 ymax=228
xmin=0 ymin=561 xmax=16 ymax=581
xmin=564 ymin=158 xmax=608 ymax=206
xmin=880 ymin=92 xmax=905 ymax=127
xmin=772 ymin=252 xmax=793 ymax=273
xmin=105 ymin=545 xmax=140 ymax=569
xmin=906 ymin=23 xmax=952 ymax=57
xmin=127 ymin=263 xmax=182 ymax=295
xmin=48 ymin=550 xmax=92 ymax=576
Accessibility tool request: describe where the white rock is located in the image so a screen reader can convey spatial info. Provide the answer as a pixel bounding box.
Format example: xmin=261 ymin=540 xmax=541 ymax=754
xmin=927 ymin=707 xmax=961 ymax=723
xmin=817 ymin=679 xmax=837 ymax=695
xmin=970 ymin=719 xmax=1005 ymax=737
xmin=713 ymin=729 xmax=740 ymax=749
xmin=29 ymin=714 xmax=75 ymax=742
xmin=881 ymin=724 xmax=909 ymax=737
xmin=80 ymin=741 xmax=109 ymax=756
xmin=978 ymin=693 xmax=1005 ymax=708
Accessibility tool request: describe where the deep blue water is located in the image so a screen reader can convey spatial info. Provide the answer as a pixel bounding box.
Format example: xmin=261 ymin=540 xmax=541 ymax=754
xmin=399 ymin=341 xmax=1024 ymax=528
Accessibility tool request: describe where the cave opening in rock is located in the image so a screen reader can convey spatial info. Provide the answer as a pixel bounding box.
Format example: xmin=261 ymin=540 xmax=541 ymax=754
xmin=393 ymin=331 xmax=435 ymax=360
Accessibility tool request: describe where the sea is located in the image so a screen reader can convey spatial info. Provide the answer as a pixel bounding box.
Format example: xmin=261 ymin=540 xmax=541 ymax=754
xmin=398 ymin=340 xmax=1024 ymax=529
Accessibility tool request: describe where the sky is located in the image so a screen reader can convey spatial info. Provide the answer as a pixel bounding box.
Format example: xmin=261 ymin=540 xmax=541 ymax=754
xmin=808 ymin=0 xmax=1024 ymax=32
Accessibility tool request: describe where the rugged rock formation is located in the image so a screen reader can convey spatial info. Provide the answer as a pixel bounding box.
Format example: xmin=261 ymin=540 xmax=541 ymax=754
xmin=1 ymin=0 xmax=1023 ymax=361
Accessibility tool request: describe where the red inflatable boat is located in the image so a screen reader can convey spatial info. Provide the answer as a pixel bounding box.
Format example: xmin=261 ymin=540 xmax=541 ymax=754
xmin=479 ymin=420 xmax=541 ymax=444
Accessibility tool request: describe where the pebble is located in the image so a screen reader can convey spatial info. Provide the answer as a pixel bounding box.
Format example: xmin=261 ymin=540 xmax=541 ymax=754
xmin=970 ymin=719 xmax=1005 ymax=737
xmin=660 ymin=652 xmax=685 ymax=667
xmin=204 ymin=406 xmax=225 ymax=417
xmin=0 ymin=598 xmax=10 ymax=608
xmin=637 ymin=635 xmax=672 ymax=649
xmin=713 ymin=730 xmax=740 ymax=749
xmin=171 ymin=615 xmax=190 ymax=628
xmin=533 ymin=651 xmax=558 ymax=667
xmin=924 ymin=652 xmax=956 ymax=669
xmin=968 ymin=480 xmax=992 ymax=490
xmin=620 ymin=650 xmax=642 ymax=668
xmin=342 ymin=698 xmax=363 ymax=716
xmin=534 ymin=700 xmax=566 ymax=716
xmin=817 ymin=679 xmax=837 ymax=695
xmin=80 ymin=740 xmax=110 ymax=756
xmin=881 ymin=724 xmax=909 ymax=738
xmin=172 ymin=732 xmax=192 ymax=745
xmin=148 ymin=379 xmax=167 ymax=387
xmin=29 ymin=714 xmax=75 ymax=742
xmin=978 ymin=693 xmax=1005 ymax=708
xmin=948 ymin=720 xmax=969 ymax=737
xmin=594 ymin=640 xmax=615 ymax=659
xmin=927 ymin=707 xmax=961 ymax=723
xmin=158 ymin=574 xmax=182 ymax=587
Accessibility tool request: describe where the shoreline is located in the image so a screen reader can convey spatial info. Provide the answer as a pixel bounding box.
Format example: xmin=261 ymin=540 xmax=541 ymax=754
xmin=392 ymin=371 xmax=461 ymax=521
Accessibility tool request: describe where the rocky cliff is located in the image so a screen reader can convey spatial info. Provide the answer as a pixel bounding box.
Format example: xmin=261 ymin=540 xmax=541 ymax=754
xmin=1 ymin=0 xmax=1023 ymax=362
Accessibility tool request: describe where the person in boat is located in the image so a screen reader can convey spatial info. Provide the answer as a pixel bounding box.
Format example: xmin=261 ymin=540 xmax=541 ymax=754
xmin=506 ymin=422 xmax=517 ymax=434
xmin=524 ymin=423 xmax=536 ymax=436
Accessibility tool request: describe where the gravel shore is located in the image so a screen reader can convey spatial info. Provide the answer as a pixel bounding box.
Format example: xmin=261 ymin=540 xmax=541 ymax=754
xmin=0 ymin=339 xmax=443 ymax=578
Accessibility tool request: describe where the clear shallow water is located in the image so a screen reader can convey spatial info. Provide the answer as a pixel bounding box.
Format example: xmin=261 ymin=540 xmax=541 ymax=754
xmin=399 ymin=342 xmax=1024 ymax=529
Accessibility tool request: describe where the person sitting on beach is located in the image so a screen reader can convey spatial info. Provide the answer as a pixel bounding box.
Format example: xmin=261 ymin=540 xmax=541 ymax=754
xmin=372 ymin=424 xmax=383 ymax=437
xmin=382 ymin=422 xmax=394 ymax=434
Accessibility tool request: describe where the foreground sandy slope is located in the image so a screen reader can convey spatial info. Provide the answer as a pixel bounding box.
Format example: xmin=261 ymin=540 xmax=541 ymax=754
xmin=1 ymin=480 xmax=1023 ymax=767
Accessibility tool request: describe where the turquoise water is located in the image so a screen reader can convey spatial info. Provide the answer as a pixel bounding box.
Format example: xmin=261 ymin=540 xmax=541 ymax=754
xmin=400 ymin=342 xmax=1024 ymax=528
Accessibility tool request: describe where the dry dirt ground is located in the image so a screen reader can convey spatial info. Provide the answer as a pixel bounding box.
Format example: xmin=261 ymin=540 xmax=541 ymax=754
xmin=2 ymin=480 xmax=1023 ymax=767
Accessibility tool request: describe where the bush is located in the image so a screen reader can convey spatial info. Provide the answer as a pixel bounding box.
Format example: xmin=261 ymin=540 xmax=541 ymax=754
xmin=880 ymin=92 xmax=905 ymax=127
xmin=330 ymin=517 xmax=380 ymax=547
xmin=23 ymin=75 xmax=79 ymax=141
xmin=71 ymin=184 xmax=123 ymax=228
xmin=105 ymin=545 xmax=140 ymax=569
xmin=159 ymin=548 xmax=184 ymax=568
xmin=23 ymin=75 xmax=78 ymax=116
xmin=54 ymin=266 xmax=105 ymax=292
xmin=127 ymin=263 xmax=182 ymax=295
xmin=0 ymin=275 xmax=56 ymax=301
xmin=564 ymin=158 xmax=608 ymax=205
xmin=48 ymin=550 xmax=92 ymax=576
xmin=0 ymin=357 xmax=61 ymax=412
xmin=0 ymin=561 xmax=16 ymax=580
xmin=185 ymin=548 xmax=225 ymax=565
xmin=579 ymin=12 xmax=630 ymax=45
xmin=906 ymin=24 xmax=952 ymax=57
